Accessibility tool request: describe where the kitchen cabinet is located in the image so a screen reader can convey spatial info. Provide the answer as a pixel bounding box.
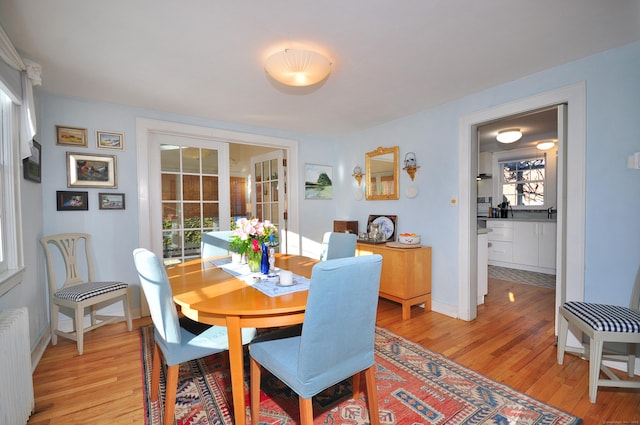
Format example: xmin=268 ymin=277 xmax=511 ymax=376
xmin=513 ymin=221 xmax=556 ymax=272
xmin=487 ymin=221 xmax=513 ymax=263
xmin=479 ymin=152 xmax=493 ymax=175
xmin=356 ymin=243 xmax=431 ymax=320
xmin=477 ymin=232 xmax=488 ymax=305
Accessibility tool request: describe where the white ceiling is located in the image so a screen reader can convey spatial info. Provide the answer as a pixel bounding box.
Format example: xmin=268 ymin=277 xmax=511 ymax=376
xmin=1 ymin=1 xmax=639 ymax=138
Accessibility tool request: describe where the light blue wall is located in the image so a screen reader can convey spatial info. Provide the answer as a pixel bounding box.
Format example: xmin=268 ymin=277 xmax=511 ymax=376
xmin=337 ymin=40 xmax=640 ymax=309
xmin=38 ymin=95 xmax=340 ymax=314
xmin=12 ymin=39 xmax=640 ymax=348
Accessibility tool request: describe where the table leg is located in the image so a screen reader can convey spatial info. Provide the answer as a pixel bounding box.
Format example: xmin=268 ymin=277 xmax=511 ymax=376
xmin=225 ymin=316 xmax=246 ymax=425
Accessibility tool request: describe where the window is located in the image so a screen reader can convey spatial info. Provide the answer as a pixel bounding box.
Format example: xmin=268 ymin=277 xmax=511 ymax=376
xmin=0 ymin=86 xmax=25 ymax=295
xmin=499 ymin=155 xmax=545 ymax=207
xmin=160 ymin=145 xmax=224 ymax=265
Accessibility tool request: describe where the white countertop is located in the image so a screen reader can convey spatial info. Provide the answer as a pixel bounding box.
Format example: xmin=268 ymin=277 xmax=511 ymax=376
xmin=479 ymin=217 xmax=557 ymax=223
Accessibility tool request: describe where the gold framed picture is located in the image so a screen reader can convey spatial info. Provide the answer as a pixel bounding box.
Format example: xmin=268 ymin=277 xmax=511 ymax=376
xmin=67 ymin=152 xmax=117 ymax=188
xmin=56 ymin=125 xmax=88 ymax=147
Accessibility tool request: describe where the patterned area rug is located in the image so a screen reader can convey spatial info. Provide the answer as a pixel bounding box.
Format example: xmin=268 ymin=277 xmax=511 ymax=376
xmin=140 ymin=326 xmax=581 ymax=424
xmin=488 ymin=265 xmax=556 ymax=289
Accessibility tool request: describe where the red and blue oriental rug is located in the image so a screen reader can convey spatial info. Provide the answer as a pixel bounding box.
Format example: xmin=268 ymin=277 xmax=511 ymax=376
xmin=140 ymin=325 xmax=581 ymax=424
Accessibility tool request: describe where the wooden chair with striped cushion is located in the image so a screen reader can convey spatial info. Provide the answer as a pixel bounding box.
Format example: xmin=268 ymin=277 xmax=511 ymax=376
xmin=40 ymin=233 xmax=133 ymax=355
xmin=557 ymin=265 xmax=640 ymax=402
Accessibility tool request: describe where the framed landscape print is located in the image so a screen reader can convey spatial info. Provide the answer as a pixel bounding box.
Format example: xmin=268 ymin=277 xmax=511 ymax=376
xmin=56 ymin=125 xmax=87 ymax=147
xmin=98 ymin=193 xmax=125 ymax=210
xmin=23 ymin=139 xmax=41 ymax=183
xmin=96 ymin=130 xmax=125 ymax=150
xmin=56 ymin=191 xmax=88 ymax=211
xmin=304 ymin=163 xmax=333 ymax=200
xmin=67 ymin=152 xmax=117 ymax=188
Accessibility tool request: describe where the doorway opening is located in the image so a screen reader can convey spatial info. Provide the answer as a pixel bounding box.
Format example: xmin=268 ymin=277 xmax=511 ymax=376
xmin=457 ymin=83 xmax=587 ymax=330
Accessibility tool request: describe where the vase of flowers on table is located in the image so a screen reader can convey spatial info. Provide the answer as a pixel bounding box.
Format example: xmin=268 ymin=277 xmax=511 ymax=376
xmin=229 ymin=218 xmax=278 ymax=273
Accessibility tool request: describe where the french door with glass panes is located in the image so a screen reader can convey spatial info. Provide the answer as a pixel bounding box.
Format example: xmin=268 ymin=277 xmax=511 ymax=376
xmin=250 ymin=151 xmax=287 ymax=249
xmin=151 ymin=134 xmax=229 ymax=266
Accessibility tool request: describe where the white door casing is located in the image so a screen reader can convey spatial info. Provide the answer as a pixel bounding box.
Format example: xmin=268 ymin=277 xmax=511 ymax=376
xmin=457 ymin=83 xmax=586 ymax=327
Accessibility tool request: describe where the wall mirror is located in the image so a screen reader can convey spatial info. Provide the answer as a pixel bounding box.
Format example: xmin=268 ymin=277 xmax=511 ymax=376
xmin=365 ymin=146 xmax=399 ymax=200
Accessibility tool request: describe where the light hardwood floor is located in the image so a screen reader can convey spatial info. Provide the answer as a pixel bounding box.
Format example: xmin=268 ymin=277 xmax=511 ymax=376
xmin=27 ymin=279 xmax=640 ymax=425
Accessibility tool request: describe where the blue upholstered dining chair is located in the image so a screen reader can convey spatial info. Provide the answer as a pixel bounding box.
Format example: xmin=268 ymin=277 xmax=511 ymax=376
xmin=557 ymin=264 xmax=640 ymax=403
xmin=201 ymin=230 xmax=233 ymax=259
xmin=249 ymin=254 xmax=383 ymax=425
xmin=319 ymin=231 xmax=357 ymax=261
xmin=133 ymin=248 xmax=257 ymax=425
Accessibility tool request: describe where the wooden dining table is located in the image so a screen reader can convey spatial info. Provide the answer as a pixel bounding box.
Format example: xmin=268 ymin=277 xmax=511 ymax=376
xmin=167 ymin=253 xmax=318 ymax=425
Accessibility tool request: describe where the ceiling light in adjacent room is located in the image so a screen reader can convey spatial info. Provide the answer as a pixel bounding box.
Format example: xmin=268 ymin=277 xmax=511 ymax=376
xmin=536 ymin=140 xmax=556 ymax=150
xmin=496 ymin=129 xmax=522 ymax=144
xmin=264 ymin=49 xmax=332 ymax=87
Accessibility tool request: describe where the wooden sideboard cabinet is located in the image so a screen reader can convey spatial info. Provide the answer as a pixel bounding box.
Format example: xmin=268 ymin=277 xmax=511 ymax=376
xmin=356 ymin=243 xmax=432 ymax=320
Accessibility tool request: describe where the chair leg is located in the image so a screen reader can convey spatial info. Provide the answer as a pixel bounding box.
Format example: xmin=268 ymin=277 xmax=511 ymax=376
xmin=164 ymin=364 xmax=180 ymax=425
xmin=123 ymin=293 xmax=133 ymax=331
xmin=627 ymin=343 xmax=636 ymax=378
xmin=151 ymin=343 xmax=162 ymax=402
xmin=557 ymin=313 xmax=568 ymax=365
xmin=75 ymin=306 xmax=84 ymax=355
xmin=364 ymin=365 xmax=381 ymax=425
xmin=250 ymin=357 xmax=261 ymax=425
xmin=298 ymin=396 xmax=314 ymax=425
xmin=589 ymin=337 xmax=604 ymax=403
xmin=352 ymin=371 xmax=361 ymax=400
xmin=50 ymin=303 xmax=59 ymax=346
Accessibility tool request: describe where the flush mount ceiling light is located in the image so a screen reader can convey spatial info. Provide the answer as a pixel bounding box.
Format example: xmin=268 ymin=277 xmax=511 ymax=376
xmin=264 ymin=49 xmax=332 ymax=87
xmin=496 ymin=129 xmax=523 ymax=144
xmin=536 ymin=139 xmax=556 ymax=150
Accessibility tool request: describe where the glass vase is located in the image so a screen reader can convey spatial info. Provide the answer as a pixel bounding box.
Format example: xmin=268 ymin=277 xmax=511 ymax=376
xmin=260 ymin=243 xmax=270 ymax=274
xmin=248 ymin=249 xmax=261 ymax=273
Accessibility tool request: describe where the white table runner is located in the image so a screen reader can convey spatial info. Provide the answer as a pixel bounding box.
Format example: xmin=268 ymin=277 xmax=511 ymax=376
xmin=210 ymin=257 xmax=310 ymax=297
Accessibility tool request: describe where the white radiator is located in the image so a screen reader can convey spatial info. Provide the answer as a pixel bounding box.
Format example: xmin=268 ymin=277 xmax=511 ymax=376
xmin=0 ymin=307 xmax=34 ymax=425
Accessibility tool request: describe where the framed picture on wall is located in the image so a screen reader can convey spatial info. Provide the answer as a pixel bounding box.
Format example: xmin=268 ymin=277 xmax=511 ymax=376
xmin=23 ymin=139 xmax=41 ymax=183
xmin=56 ymin=191 xmax=89 ymax=211
xmin=304 ymin=163 xmax=333 ymax=200
xmin=96 ymin=130 xmax=125 ymax=150
xmin=56 ymin=125 xmax=88 ymax=147
xmin=67 ymin=152 xmax=117 ymax=188
xmin=98 ymin=193 xmax=125 ymax=210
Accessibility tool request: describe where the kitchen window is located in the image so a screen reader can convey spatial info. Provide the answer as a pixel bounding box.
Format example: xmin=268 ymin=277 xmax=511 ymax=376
xmin=499 ymin=154 xmax=545 ymax=207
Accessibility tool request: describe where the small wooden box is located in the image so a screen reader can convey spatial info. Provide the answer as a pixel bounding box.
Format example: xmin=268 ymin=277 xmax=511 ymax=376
xmin=333 ymin=220 xmax=358 ymax=234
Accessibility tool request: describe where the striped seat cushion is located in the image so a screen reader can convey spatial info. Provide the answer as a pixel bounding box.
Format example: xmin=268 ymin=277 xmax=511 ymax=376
xmin=563 ymin=301 xmax=640 ymax=333
xmin=54 ymin=281 xmax=128 ymax=302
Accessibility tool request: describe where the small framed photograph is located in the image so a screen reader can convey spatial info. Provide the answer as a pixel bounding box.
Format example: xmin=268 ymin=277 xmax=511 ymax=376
xmin=67 ymin=152 xmax=117 ymax=188
xmin=96 ymin=130 xmax=125 ymax=150
xmin=99 ymin=193 xmax=125 ymax=210
xmin=56 ymin=191 xmax=88 ymax=211
xmin=56 ymin=126 xmax=88 ymax=147
xmin=304 ymin=163 xmax=333 ymax=200
xmin=23 ymin=139 xmax=41 ymax=183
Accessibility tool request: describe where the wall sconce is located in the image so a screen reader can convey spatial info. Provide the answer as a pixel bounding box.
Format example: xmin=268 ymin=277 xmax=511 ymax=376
xmin=352 ymin=165 xmax=363 ymax=186
xmin=402 ymin=152 xmax=420 ymax=181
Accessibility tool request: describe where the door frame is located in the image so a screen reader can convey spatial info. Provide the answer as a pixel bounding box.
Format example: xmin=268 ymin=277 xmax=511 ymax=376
xmin=136 ymin=118 xmax=300 ymax=257
xmin=457 ymin=83 xmax=586 ymax=326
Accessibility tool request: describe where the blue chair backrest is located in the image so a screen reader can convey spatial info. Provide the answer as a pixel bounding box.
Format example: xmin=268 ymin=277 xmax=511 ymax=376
xmin=298 ymin=254 xmax=382 ymax=382
xmin=133 ymin=248 xmax=181 ymax=344
xmin=319 ymin=232 xmax=357 ymax=261
xmin=201 ymin=230 xmax=233 ymax=259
